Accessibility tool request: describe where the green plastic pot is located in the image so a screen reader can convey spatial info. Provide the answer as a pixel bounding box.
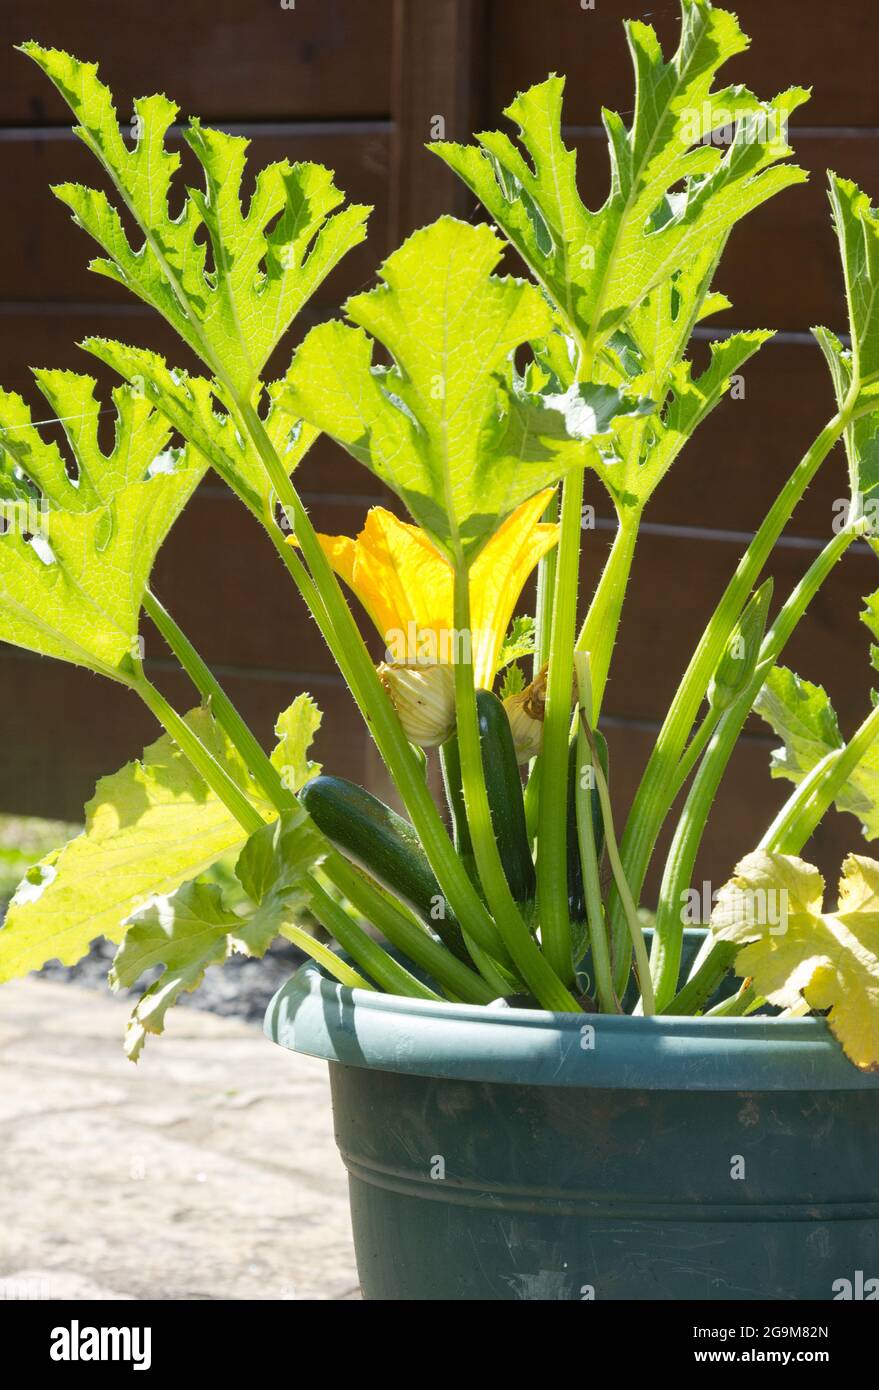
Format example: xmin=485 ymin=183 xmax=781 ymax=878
xmin=265 ymin=931 xmax=879 ymax=1301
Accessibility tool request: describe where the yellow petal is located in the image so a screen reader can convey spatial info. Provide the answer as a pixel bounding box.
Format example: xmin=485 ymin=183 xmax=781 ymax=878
xmin=306 ymin=508 xmax=452 ymax=656
xmin=300 ymin=490 xmax=559 ymax=686
xmin=470 ymin=488 xmax=559 ymax=687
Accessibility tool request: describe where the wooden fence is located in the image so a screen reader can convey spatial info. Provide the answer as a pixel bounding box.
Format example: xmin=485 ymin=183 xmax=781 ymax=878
xmin=1 ymin=0 xmax=877 ymax=898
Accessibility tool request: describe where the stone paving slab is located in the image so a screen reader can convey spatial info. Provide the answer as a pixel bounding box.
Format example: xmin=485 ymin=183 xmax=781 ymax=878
xmin=0 ymin=979 xmax=359 ymax=1301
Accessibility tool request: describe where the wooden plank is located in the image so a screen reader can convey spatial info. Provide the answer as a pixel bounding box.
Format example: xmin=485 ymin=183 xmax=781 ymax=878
xmin=0 ymin=650 xmax=381 ymax=823
xmin=488 ymin=0 xmax=879 ymax=128
xmin=1 ymin=0 xmax=394 ymax=122
xmin=0 ymin=129 xmax=390 ymax=307
xmin=389 ymin=0 xmax=486 ymax=240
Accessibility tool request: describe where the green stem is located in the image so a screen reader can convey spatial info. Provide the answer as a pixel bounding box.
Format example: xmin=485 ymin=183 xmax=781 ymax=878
xmin=133 ymin=674 xmax=265 ymax=835
xmin=523 ymin=756 xmax=542 ymax=845
xmin=610 ymin=410 xmax=851 ymax=984
xmin=534 ymin=488 xmax=559 ymax=676
xmin=575 ymin=506 xmax=640 ymax=721
xmin=575 ymin=722 xmax=618 ymax=1012
xmin=536 ymin=466 xmax=584 ymax=982
xmin=763 ymin=699 xmax=879 ymax=855
xmin=703 ymin=982 xmax=760 ymax=1017
xmin=664 ymin=939 xmax=739 ymax=1016
xmin=574 ymin=652 xmax=654 ymax=1014
xmin=453 ymin=566 xmax=580 ymax=1011
xmin=304 ymin=877 xmax=438 ymax=1000
xmin=324 ymin=847 xmax=496 ymax=1005
xmin=649 ymin=522 xmax=859 ymax=1009
xmin=277 ymin=923 xmax=374 ymax=992
xmin=144 ymin=589 xmax=295 ymax=810
xmin=667 ymin=705 xmax=723 ymax=803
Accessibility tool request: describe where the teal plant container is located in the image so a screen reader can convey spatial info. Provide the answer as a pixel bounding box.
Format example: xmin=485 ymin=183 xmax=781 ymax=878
xmin=265 ymin=934 xmax=879 ymax=1301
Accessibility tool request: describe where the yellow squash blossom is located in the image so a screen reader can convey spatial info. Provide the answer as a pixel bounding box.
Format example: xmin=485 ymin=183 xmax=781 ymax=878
xmin=304 ymin=488 xmax=559 ymax=690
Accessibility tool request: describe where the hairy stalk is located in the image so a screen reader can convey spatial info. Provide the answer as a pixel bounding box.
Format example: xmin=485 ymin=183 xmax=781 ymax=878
xmin=575 ymin=722 xmax=618 ymax=1013
xmin=667 ymin=705 xmax=723 ymax=803
xmin=132 ymin=674 xmax=265 ymax=835
xmin=609 ymin=409 xmax=852 ymax=988
xmin=276 ymin=923 xmax=374 ymax=991
xmin=453 ymin=566 xmax=580 ymax=1011
xmin=575 ymin=506 xmax=641 ymax=721
xmin=144 ymin=589 xmax=296 ymax=810
xmin=537 ymin=466 xmax=585 ymax=981
xmin=649 ymin=522 xmax=860 ymax=1009
xmin=304 ymin=877 xmax=439 ymax=1000
xmin=664 ymin=940 xmax=739 ymax=1016
xmin=703 ymin=982 xmax=760 ymax=1017
xmin=534 ymin=488 xmax=560 ymax=676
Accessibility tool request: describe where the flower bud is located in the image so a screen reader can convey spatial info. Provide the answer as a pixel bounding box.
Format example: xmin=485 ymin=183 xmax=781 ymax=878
xmin=378 ymin=661 xmax=456 ymax=748
xmin=503 ymin=666 xmax=548 ymax=762
xmin=708 ymin=579 xmax=773 ymax=712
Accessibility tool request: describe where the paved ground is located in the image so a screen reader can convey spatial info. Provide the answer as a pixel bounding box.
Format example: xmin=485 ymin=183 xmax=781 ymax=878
xmin=0 ymin=978 xmax=359 ymax=1301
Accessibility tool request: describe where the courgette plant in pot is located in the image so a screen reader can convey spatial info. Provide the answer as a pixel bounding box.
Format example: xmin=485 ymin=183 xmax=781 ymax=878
xmin=2 ymin=0 xmax=879 ymax=1301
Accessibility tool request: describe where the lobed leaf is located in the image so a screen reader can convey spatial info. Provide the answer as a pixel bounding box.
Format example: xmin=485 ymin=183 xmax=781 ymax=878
xmin=82 ymin=337 xmax=315 ymax=520
xmin=283 ymin=217 xmax=651 ymax=563
xmin=0 ymin=371 xmax=204 ymax=680
xmin=21 ymin=43 xmax=370 ymax=399
xmin=710 ymin=849 xmax=879 ymax=1069
xmin=432 ymin=1 xmax=807 ymax=361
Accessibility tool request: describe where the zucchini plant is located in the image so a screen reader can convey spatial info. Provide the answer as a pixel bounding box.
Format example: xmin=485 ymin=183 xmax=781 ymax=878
xmin=3 ymin=0 xmax=879 ymax=1069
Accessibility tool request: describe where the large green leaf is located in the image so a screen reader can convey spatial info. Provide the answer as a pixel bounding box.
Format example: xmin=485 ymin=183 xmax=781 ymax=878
xmin=0 ymin=693 xmax=322 ymax=982
xmin=21 ymin=43 xmax=370 ymax=400
xmin=0 ymin=371 xmax=204 ymax=680
xmin=811 ymin=178 xmax=879 ymax=537
xmin=432 ymin=0 xmax=807 ymax=361
xmin=282 ymin=217 xmax=651 ymax=562
xmin=710 ymin=849 xmax=879 ymax=1070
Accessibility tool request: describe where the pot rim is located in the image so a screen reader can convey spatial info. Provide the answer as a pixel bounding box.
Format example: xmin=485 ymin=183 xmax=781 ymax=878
xmin=265 ymin=958 xmax=879 ymax=1092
